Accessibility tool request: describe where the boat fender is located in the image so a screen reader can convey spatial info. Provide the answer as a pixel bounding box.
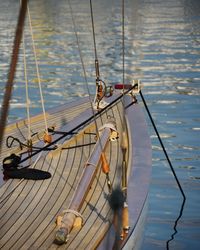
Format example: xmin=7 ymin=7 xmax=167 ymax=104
xmin=3 ymin=153 xmax=21 ymax=170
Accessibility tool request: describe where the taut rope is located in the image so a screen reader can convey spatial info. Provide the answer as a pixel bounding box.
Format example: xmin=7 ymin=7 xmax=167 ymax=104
xmin=22 ymin=30 xmax=32 ymax=141
xmin=68 ymin=0 xmax=112 ymax=192
xmin=19 ymin=86 xmax=136 ymax=164
xmin=27 ymin=5 xmax=49 ymax=134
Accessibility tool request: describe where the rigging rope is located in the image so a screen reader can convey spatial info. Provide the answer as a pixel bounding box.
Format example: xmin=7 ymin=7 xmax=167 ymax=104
xmin=19 ymin=86 xmax=135 ymax=169
xmin=68 ymin=0 xmax=107 ymax=133
xmin=0 ymin=0 xmax=28 ymax=155
xmin=121 ymin=0 xmax=126 ymax=128
xmin=68 ymin=0 xmax=94 ymax=108
xmin=6 ymin=136 xmax=56 ymax=152
xmin=89 ymin=0 xmax=98 ymax=64
xmin=122 ymin=0 xmax=125 ymax=89
xmin=22 ymin=31 xmax=32 ymax=141
xmin=68 ymin=0 xmax=100 ymax=137
xmin=89 ymin=0 xmax=113 ymax=109
xmin=27 ymin=5 xmax=48 ymax=133
xmin=89 ymin=0 xmax=112 ymax=191
xmin=69 ymin=0 xmax=112 ymax=192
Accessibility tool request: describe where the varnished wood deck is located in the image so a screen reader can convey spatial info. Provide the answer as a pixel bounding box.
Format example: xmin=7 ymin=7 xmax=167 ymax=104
xmin=0 ymin=95 xmax=152 ymax=249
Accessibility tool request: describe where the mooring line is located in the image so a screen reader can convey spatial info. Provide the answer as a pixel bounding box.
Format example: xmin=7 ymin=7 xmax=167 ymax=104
xmin=139 ymin=90 xmax=186 ymax=199
xmin=139 ymin=90 xmax=186 ymax=249
xmin=166 ymin=197 xmax=186 ymax=249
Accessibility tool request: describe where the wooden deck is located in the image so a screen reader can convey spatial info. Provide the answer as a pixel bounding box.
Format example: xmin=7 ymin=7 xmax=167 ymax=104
xmin=0 ymin=95 xmax=152 ymax=249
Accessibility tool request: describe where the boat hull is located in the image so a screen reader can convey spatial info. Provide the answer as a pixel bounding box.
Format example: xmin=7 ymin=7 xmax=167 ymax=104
xmin=0 ymin=94 xmax=151 ymax=249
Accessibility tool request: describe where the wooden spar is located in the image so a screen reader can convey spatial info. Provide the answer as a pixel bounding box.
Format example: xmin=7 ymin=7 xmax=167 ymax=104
xmin=55 ymin=121 xmax=116 ymax=245
xmin=0 ymin=0 xmax=28 ymax=155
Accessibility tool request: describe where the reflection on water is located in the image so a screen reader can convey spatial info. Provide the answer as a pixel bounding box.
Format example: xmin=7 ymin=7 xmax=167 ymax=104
xmin=166 ymin=197 xmax=186 ymax=250
xmin=0 ymin=0 xmax=200 ymax=249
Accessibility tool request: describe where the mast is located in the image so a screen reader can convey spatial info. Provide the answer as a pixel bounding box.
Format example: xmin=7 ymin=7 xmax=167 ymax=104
xmin=0 ymin=0 xmax=28 ymax=155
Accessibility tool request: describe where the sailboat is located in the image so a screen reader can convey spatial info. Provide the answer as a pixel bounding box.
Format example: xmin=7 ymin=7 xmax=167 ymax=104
xmin=0 ymin=1 xmax=152 ymax=249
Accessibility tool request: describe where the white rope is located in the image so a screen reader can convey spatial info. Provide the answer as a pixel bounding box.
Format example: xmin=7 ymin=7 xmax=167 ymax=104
xmin=62 ymin=209 xmax=83 ymax=221
xmin=22 ymin=33 xmax=31 ymax=141
xmin=27 ymin=4 xmax=48 ymax=133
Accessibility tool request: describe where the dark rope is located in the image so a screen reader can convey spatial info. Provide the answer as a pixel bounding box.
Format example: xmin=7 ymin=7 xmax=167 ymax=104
xmin=89 ymin=0 xmax=98 ymax=63
xmin=139 ymin=90 xmax=186 ymax=200
xmin=19 ymin=86 xmax=136 ymax=164
xmin=166 ymin=197 xmax=186 ymax=249
xmin=0 ymin=0 xmax=28 ymax=155
xmin=6 ymin=136 xmax=57 ymax=151
xmin=125 ymin=98 xmax=138 ymax=109
xmin=139 ymin=90 xmax=186 ymax=249
xmin=48 ymin=128 xmax=77 ymax=135
xmin=61 ymin=142 xmax=96 ymax=150
xmin=84 ymin=132 xmax=96 ymax=136
xmin=6 ymin=136 xmax=26 ymax=150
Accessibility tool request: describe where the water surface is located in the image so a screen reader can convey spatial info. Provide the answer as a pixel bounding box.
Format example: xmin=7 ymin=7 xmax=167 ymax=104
xmin=0 ymin=0 xmax=200 ymax=249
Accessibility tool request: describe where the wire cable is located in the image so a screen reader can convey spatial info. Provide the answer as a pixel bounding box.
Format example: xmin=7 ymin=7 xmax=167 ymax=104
xmin=89 ymin=0 xmax=98 ymax=62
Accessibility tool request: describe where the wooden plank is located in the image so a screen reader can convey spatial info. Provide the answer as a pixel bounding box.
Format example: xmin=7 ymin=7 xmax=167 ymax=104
xmin=0 ymin=97 xmax=132 ymax=249
xmin=18 ymin=133 xmax=94 ymax=249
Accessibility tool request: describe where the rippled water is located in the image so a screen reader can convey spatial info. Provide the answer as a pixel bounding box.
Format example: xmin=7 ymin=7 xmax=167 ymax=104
xmin=0 ymin=0 xmax=200 ymax=249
